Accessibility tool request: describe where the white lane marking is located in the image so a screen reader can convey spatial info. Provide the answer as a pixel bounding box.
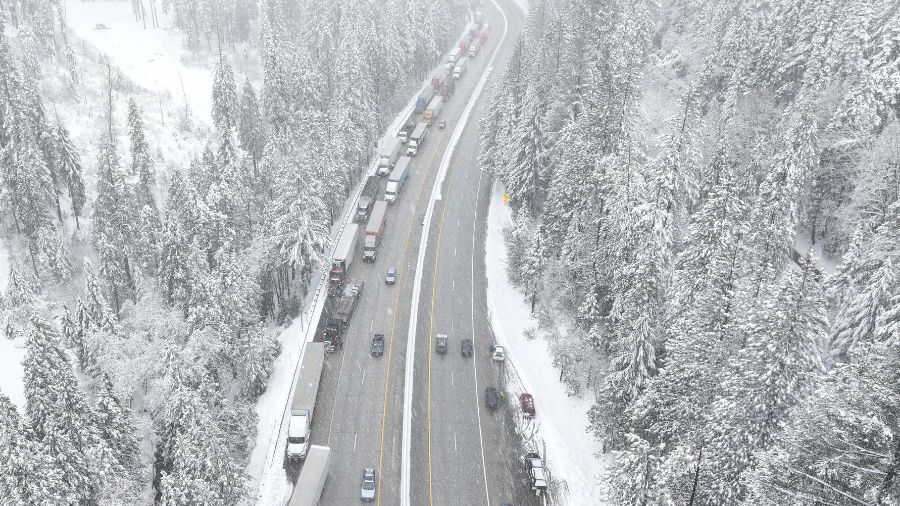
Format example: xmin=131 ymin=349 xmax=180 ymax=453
xmin=370 ymin=320 xmax=374 ymax=332
xmin=454 ymin=246 xmax=458 ymax=257
xmin=453 ymin=280 xmax=456 ymax=292
xmin=400 ymin=1 xmax=511 ymax=504
xmin=354 ymin=432 xmax=358 ymax=452
xmin=454 ymin=432 xmax=458 ymax=452
xmin=451 ymin=370 xmax=455 ymax=387
xmin=362 ymin=368 xmax=367 ymax=386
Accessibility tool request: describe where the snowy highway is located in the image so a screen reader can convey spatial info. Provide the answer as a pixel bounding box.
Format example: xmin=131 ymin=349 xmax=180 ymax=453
xmin=304 ymin=0 xmax=534 ymax=505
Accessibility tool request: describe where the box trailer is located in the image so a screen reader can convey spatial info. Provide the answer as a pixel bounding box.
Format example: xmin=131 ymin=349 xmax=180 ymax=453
xmin=377 ymin=138 xmax=403 ymax=176
xmin=407 ymin=122 xmax=428 ymax=156
xmin=385 ymin=156 xmax=411 ymax=203
xmin=288 ymin=445 xmax=330 ymax=506
xmin=285 ymin=343 xmax=325 ymax=460
xmin=329 ymin=223 xmax=359 ymax=286
xmin=423 ymin=95 xmax=443 ymax=125
xmin=363 ymin=201 xmax=388 ymax=262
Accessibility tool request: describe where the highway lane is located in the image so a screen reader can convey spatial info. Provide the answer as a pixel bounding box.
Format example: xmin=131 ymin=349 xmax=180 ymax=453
xmin=309 ymin=9 xmax=513 ymax=504
xmin=409 ymin=0 xmax=534 ymax=505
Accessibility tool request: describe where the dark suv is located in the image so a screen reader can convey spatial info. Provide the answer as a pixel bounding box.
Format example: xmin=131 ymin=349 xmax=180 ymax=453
xmin=461 ymin=339 xmax=473 ymax=357
xmin=485 ymin=387 xmax=499 ymax=409
xmin=371 ymin=333 xmax=385 ymax=357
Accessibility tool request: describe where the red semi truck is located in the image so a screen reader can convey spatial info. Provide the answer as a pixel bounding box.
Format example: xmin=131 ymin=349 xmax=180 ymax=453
xmin=363 ymin=201 xmax=388 ymax=262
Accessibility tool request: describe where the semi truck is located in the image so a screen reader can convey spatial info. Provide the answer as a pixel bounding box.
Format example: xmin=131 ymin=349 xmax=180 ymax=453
xmin=385 ymin=156 xmax=411 ymax=203
xmin=289 ymin=445 xmax=330 ymax=506
xmin=398 ymin=122 xmax=415 ymax=144
xmin=423 ymin=95 xmax=443 ymax=125
xmin=453 ymin=57 xmax=468 ymax=79
xmin=469 ymin=39 xmax=481 ymax=57
xmin=397 ymin=107 xmax=415 ymax=143
xmin=329 ymin=223 xmax=359 ymax=287
xmin=355 ymin=176 xmax=379 ymax=223
xmin=285 ymin=343 xmax=325 ymax=461
xmin=407 ymin=123 xmax=428 ymax=156
xmin=479 ymin=24 xmax=490 ymax=43
xmin=363 ymin=201 xmax=388 ymax=262
xmin=415 ymin=85 xmax=436 ymax=114
xmin=325 ymin=279 xmax=364 ymax=346
xmin=431 ymin=68 xmax=450 ymax=91
xmin=439 ymin=76 xmax=455 ymax=99
xmin=445 ymin=47 xmax=461 ymax=70
xmin=377 ymin=138 xmax=403 ymax=176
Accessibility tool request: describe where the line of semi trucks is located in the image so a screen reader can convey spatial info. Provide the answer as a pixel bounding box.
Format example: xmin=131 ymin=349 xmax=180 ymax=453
xmin=283 ymin=14 xmax=508 ymax=506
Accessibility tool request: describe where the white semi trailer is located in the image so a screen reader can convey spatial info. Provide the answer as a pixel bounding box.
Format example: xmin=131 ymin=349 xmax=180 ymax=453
xmin=285 ymin=343 xmax=325 ymax=461
xmin=288 ymin=445 xmax=331 ymax=506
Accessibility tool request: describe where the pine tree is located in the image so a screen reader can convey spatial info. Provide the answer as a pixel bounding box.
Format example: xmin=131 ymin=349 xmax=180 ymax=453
xmin=83 ymin=260 xmax=120 ymax=334
xmin=700 ymin=256 xmax=828 ymax=504
xmin=0 ymin=392 xmax=72 ymax=505
xmin=745 ymin=339 xmax=900 ymax=505
xmin=23 ymin=314 xmax=119 ymax=504
xmin=55 ymin=124 xmax=86 ymax=229
xmin=127 ymin=99 xmax=157 ymax=212
xmin=158 ymin=212 xmax=194 ymax=307
xmin=95 ymin=374 xmax=138 ymax=471
xmin=92 ymin=133 xmax=137 ymax=311
xmin=158 ymin=381 xmax=246 ymax=505
xmin=212 ymin=58 xmax=239 ymax=134
xmin=238 ymin=79 xmax=264 ymax=166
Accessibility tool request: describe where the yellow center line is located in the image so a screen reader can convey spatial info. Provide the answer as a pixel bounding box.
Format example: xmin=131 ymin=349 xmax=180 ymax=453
xmin=426 ymin=126 xmax=465 ymax=506
xmin=377 ymin=134 xmax=443 ymax=506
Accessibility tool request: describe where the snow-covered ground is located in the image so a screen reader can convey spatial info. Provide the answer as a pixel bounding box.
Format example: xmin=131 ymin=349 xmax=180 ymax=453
xmin=485 ymin=182 xmax=609 ymax=505
xmin=64 ymin=0 xmax=218 ymax=124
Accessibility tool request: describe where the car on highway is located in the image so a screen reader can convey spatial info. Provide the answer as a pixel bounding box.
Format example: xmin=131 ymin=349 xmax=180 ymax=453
xmin=520 ymin=392 xmax=535 ymax=418
xmin=385 ymin=267 xmax=397 ymax=285
xmin=485 ymin=387 xmax=499 ymax=409
xmin=361 ymin=467 xmax=376 ymax=501
xmin=492 ymin=345 xmax=506 ymax=362
xmin=461 ymin=338 xmax=473 ymax=357
xmin=436 ymin=334 xmax=448 ymax=354
xmin=371 ymin=333 xmax=385 ymax=357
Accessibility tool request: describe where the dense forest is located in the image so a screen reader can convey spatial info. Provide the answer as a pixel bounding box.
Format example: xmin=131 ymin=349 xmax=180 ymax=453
xmin=0 ymin=0 xmax=459 ymax=503
xmin=481 ymin=0 xmax=900 ymax=504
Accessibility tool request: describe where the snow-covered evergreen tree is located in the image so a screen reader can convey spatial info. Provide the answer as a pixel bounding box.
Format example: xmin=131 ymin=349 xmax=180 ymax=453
xmin=127 ymin=98 xmax=157 ymax=212
xmin=55 ymin=124 xmax=86 ymax=228
xmin=212 ymin=58 xmax=239 ymax=134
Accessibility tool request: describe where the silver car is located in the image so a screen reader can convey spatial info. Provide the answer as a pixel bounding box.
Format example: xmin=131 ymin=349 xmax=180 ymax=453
xmin=361 ymin=467 xmax=376 ymax=501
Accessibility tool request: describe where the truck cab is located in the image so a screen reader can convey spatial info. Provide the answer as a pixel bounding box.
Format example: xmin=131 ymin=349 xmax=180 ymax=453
xmin=377 ymin=138 xmax=402 ymax=176
xmin=356 ymin=196 xmax=373 ymax=222
xmin=407 ymin=123 xmax=428 ymax=157
xmin=386 ymin=158 xmax=410 ymax=203
xmin=286 ymin=412 xmax=310 ymax=459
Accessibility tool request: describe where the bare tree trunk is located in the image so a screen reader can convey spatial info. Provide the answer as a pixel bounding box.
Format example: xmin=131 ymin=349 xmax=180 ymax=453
xmin=688 ymin=444 xmax=703 ymax=506
xmin=876 ymin=438 xmax=900 ymax=504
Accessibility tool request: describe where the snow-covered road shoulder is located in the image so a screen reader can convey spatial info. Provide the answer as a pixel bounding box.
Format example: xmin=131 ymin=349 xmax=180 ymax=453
xmin=484 ymin=182 xmax=608 ymax=505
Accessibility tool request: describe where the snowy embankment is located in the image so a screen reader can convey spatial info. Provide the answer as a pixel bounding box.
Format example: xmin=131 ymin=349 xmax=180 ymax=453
xmin=64 ymin=0 xmax=217 ymax=124
xmin=485 ymin=182 xmax=608 ymax=505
